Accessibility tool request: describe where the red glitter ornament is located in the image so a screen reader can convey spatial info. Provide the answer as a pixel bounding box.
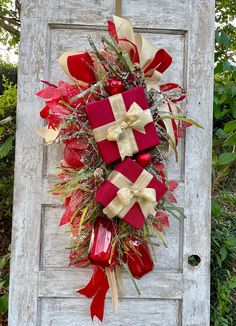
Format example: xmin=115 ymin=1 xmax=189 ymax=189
xmin=136 ymin=151 xmax=152 ymax=167
xmin=105 ymin=78 xmax=125 ymax=95
xmin=88 ymin=216 xmax=117 ymax=267
xmin=123 ymin=238 xmax=154 ymax=279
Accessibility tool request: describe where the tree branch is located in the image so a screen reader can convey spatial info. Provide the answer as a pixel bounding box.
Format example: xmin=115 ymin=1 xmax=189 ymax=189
xmin=1 ymin=16 xmax=20 ymax=27
xmin=0 ymin=17 xmax=20 ymax=37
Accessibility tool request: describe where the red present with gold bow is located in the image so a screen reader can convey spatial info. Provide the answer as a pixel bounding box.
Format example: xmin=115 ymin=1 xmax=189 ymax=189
xmin=86 ymin=86 xmax=159 ymax=163
xmin=95 ymin=158 xmax=168 ymax=229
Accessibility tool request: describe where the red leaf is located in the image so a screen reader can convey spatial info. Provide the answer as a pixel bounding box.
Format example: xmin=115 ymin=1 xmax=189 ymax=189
xmin=36 ymin=87 xmax=62 ymax=100
xmin=153 ymin=162 xmax=165 ymax=172
xmin=182 ymin=121 xmax=192 ymax=128
xmin=40 ymin=80 xmax=57 ymax=88
xmin=40 ymin=105 xmax=50 ymax=119
xmin=168 ymin=180 xmax=178 ymax=191
xmin=47 ymin=100 xmax=70 ymax=116
xmin=152 ymin=222 xmax=163 ymax=232
xmin=156 ymin=211 xmax=170 ymax=228
xmin=59 ymin=190 xmax=82 ymax=226
xmin=167 ymin=193 xmax=177 ymax=203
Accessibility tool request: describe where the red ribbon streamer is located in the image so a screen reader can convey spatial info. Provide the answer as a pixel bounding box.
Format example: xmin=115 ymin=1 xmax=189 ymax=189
xmin=77 ymin=266 xmax=109 ymax=321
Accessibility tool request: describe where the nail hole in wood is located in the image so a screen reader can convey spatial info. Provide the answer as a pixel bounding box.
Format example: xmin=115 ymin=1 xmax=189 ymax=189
xmin=188 ymin=255 xmax=201 ymax=267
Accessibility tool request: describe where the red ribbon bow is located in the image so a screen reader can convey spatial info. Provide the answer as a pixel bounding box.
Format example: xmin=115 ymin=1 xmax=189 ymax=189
xmin=77 ymin=266 xmax=109 ymax=321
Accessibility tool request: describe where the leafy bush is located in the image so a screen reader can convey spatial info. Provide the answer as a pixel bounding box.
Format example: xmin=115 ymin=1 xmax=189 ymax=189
xmin=0 ymin=73 xmax=17 ymax=321
xmin=211 ymin=183 xmax=236 ymax=325
xmin=212 ymin=3 xmax=236 ymax=189
xmin=0 ymin=61 xmax=17 ymax=95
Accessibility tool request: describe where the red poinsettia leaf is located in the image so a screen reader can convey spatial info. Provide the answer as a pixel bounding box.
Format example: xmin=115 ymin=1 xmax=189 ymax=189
xmin=167 ymin=192 xmax=177 ymax=203
xmin=69 ymin=189 xmax=83 ymax=208
xmin=40 ymin=105 xmax=50 ymax=119
xmin=60 ymin=190 xmax=83 ymax=226
xmin=156 ymin=211 xmax=170 ymax=228
xmin=64 ymin=196 xmax=71 ymax=207
xmin=168 ymin=180 xmax=179 ymax=191
xmin=36 ymin=87 xmax=62 ymax=100
xmin=47 ymin=100 xmax=71 ymax=116
xmin=40 ymin=80 xmax=57 ymax=88
xmin=47 ymin=114 xmax=62 ymax=130
xmin=60 ymin=208 xmax=73 ymax=225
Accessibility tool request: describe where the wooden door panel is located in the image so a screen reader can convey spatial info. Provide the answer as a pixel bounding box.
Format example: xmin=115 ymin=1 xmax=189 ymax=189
xmin=39 ymin=298 xmax=180 ymax=326
xmin=41 ymin=206 xmax=182 ymax=271
xmin=9 ymin=1 xmax=214 ymax=325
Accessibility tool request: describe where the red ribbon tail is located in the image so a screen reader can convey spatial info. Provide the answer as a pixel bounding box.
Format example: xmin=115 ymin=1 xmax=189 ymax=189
xmin=90 ymin=276 xmax=109 ymax=322
xmin=144 ymin=48 xmax=172 ymax=74
xmin=77 ymin=267 xmax=106 ymax=298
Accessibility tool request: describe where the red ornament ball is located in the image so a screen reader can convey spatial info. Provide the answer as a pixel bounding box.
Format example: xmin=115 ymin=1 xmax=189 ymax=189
xmin=105 ymin=78 xmax=125 ymax=95
xmin=64 ymin=145 xmax=84 ymax=169
xmin=136 ymin=151 xmax=152 ymax=167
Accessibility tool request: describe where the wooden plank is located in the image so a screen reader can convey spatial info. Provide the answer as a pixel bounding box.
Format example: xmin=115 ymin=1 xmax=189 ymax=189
xmin=39 ymin=298 xmax=180 ymax=326
xmin=182 ymin=1 xmax=214 ymax=325
xmin=38 ymin=270 xmax=183 ymax=299
xmin=8 ymin=17 xmax=48 ymax=326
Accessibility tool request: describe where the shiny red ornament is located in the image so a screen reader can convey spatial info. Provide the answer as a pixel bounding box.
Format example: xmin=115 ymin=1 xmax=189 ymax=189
xmin=64 ymin=146 xmax=84 ymax=169
xmin=88 ymin=216 xmax=117 ymax=267
xmin=136 ymin=151 xmax=152 ymax=167
xmin=105 ymin=78 xmax=125 ymax=95
xmin=123 ymin=238 xmax=154 ymax=279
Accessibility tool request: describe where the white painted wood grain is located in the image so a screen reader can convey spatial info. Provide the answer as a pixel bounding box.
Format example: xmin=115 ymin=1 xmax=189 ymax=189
xmin=39 ymin=298 xmax=180 ymax=326
xmin=9 ymin=1 xmax=214 ymax=325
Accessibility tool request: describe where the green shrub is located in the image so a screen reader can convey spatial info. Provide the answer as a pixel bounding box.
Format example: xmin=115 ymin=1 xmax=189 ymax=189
xmin=0 ymin=72 xmax=17 ymax=321
xmin=211 ymin=182 xmax=236 ymax=325
xmin=0 ymin=61 xmax=17 ymax=95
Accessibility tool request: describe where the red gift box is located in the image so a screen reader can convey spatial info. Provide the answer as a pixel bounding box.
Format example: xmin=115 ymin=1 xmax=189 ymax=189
xmin=123 ymin=238 xmax=154 ymax=279
xmin=86 ymin=86 xmax=159 ymax=163
xmin=95 ymin=158 xmax=168 ymax=229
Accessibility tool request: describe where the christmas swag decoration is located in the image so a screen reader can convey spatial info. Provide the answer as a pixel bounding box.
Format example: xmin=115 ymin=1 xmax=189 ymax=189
xmin=36 ymin=15 xmax=202 ymax=321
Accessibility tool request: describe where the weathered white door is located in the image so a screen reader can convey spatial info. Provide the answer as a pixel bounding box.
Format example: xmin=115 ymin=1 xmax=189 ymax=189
xmin=9 ymin=1 xmax=214 ymax=325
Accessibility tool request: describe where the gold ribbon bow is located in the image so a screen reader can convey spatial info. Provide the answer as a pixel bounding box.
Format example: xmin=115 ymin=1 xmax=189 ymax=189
xmin=103 ymin=168 xmax=157 ymax=220
xmin=93 ymin=93 xmax=153 ymax=160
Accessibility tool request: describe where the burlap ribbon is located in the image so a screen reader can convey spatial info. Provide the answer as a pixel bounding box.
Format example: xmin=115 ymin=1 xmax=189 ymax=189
xmin=93 ymin=93 xmax=153 ymax=160
xmin=103 ymin=168 xmax=157 ymax=220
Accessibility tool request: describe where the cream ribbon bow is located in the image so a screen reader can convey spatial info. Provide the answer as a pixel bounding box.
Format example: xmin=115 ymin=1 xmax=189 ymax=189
xmin=103 ymin=168 xmax=157 ymax=220
xmin=113 ymin=15 xmax=163 ymax=88
xmin=93 ymin=93 xmax=153 ymax=160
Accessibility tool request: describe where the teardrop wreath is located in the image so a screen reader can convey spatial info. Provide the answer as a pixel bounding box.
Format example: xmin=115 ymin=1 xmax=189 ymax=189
xmin=36 ymin=15 xmax=202 ymax=321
